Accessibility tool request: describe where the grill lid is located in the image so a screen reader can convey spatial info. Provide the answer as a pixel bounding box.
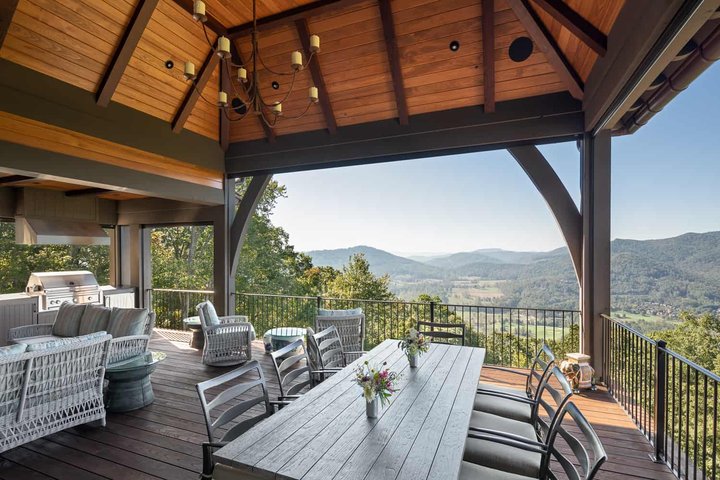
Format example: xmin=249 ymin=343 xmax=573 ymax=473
xmin=26 ymin=271 xmax=99 ymax=291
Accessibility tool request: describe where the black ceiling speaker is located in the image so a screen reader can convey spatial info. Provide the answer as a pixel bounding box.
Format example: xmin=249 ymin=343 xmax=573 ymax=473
xmin=231 ymin=98 xmax=247 ymax=115
xmin=164 ymin=59 xmax=174 ymax=69
xmin=509 ymin=37 xmax=533 ymax=62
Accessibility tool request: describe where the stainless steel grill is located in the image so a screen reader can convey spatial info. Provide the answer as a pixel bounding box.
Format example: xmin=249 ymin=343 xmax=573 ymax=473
xmin=26 ymin=271 xmax=101 ymax=311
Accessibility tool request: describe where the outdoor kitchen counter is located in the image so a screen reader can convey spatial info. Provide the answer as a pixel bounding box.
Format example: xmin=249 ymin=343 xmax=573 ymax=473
xmin=0 ymin=293 xmax=38 ymax=346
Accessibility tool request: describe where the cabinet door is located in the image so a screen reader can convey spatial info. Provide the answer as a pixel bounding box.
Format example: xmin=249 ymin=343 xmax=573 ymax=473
xmin=0 ymin=298 xmax=38 ymax=346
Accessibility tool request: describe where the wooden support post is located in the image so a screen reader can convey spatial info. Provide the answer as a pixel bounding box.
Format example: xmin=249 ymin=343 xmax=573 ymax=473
xmin=580 ymin=130 xmax=611 ymax=379
xmin=213 ymin=178 xmax=235 ymax=315
xmin=118 ymin=224 xmax=152 ymax=308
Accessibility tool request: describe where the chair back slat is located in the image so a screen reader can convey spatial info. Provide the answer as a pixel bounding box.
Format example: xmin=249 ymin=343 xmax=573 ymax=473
xmin=526 ymin=344 xmax=556 ymax=398
xmin=270 ymin=339 xmax=313 ymax=398
xmin=316 ymin=313 xmax=365 ymax=353
xmin=195 ymin=361 xmax=272 ymax=444
xmin=416 ymin=321 xmax=465 ymax=346
xmin=532 ymin=366 xmax=573 ymax=444
xmin=549 ymin=402 xmax=608 ymax=480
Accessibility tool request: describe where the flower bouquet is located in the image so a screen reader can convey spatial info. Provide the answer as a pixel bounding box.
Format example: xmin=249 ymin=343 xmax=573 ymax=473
xmin=353 ymin=361 xmax=401 ymax=418
xmin=398 ymin=328 xmax=429 ymax=367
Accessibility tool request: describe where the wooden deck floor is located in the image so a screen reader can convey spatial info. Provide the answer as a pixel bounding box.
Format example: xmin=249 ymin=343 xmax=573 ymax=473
xmin=0 ymin=331 xmax=675 ymax=480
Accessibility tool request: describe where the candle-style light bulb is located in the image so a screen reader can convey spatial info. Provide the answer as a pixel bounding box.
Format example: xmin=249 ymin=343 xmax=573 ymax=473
xmin=272 ymin=102 xmax=282 ymax=115
xmin=217 ymin=36 xmax=231 ymax=58
xmin=217 ymin=91 xmax=228 ymax=107
xmin=192 ymin=0 xmax=206 ymax=22
xmin=309 ymin=34 xmax=320 ymax=53
xmin=309 ymin=86 xmax=319 ymax=103
xmin=237 ymin=67 xmax=247 ymax=83
xmin=184 ymin=61 xmax=196 ymax=80
xmin=291 ymin=51 xmax=303 ymax=70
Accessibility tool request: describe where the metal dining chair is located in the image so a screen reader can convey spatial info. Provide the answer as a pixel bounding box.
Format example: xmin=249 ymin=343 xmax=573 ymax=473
xmin=416 ymin=320 xmax=466 ymax=345
xmin=196 ymin=361 xmax=278 ymax=479
xmin=269 ymin=338 xmax=314 ymax=403
xmin=460 ymin=401 xmax=607 ymax=480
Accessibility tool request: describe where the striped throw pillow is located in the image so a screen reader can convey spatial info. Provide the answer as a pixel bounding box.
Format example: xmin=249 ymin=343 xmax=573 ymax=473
xmin=108 ymin=308 xmax=149 ymax=338
xmin=51 ymin=302 xmax=87 ymax=337
xmin=79 ymin=305 xmax=112 ymax=335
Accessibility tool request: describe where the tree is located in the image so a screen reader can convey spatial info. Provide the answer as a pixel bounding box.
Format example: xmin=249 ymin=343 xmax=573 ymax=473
xmin=327 ymin=253 xmax=395 ymax=300
xmin=651 ymin=311 xmax=720 ymax=374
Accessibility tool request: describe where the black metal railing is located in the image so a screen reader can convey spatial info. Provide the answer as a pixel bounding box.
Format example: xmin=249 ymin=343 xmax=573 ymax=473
xmin=602 ymin=314 xmax=719 ymax=480
xmin=149 ymin=288 xmax=214 ymax=329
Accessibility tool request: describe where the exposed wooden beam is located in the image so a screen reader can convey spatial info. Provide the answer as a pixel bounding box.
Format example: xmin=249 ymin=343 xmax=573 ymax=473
xmin=169 ymin=0 xmax=227 ymax=35
xmin=226 ymin=93 xmax=583 ymax=175
xmin=227 ymin=0 xmax=366 ymax=39
xmin=219 ymin=57 xmax=231 ymax=151
xmin=296 ymin=19 xmax=337 ymax=133
xmin=230 ymin=42 xmax=276 ymax=142
xmin=65 ymin=188 xmax=111 ymax=197
xmin=96 ymin=0 xmax=159 ymax=107
xmin=482 ymin=0 xmax=495 ymax=113
xmin=378 ymin=0 xmax=409 ymax=125
xmin=532 ymin=0 xmax=607 ymax=56
xmin=172 ymin=51 xmax=219 ymax=133
xmin=0 ymin=0 xmax=19 ymax=51
xmin=507 ymin=0 xmax=583 ymax=99
xmin=0 ymin=175 xmax=34 ymax=185
xmin=230 ymin=175 xmax=272 ymax=276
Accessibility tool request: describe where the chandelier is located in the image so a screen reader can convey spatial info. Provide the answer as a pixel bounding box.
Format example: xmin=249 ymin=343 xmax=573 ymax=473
xmin=183 ymin=0 xmax=320 ymax=128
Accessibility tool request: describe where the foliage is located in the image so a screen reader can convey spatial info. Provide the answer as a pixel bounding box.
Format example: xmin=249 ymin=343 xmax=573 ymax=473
xmin=353 ymin=360 xmax=401 ymax=405
xmin=651 ymin=311 xmax=720 ymax=374
xmin=325 ymin=253 xmax=395 ymax=300
xmin=398 ymin=327 xmax=429 ymax=357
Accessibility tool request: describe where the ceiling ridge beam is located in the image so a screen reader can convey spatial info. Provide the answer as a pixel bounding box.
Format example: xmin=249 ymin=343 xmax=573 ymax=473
xmin=230 ymin=42 xmax=276 ymax=142
xmin=507 ymin=0 xmax=584 ymax=99
xmin=378 ymin=0 xmax=409 ymax=125
xmin=227 ymin=0 xmax=367 ymax=39
xmin=96 ymin=0 xmax=160 ymax=107
xmin=482 ymin=0 xmax=495 ymax=113
xmin=531 ymin=0 xmax=607 ymax=56
xmin=172 ymin=51 xmax=219 ymax=133
xmin=296 ymin=18 xmax=337 ymax=134
xmin=0 ymin=0 xmax=19 ymax=51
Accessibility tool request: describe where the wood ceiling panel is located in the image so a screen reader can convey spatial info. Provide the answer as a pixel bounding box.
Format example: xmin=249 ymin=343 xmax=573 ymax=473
xmin=531 ymin=0 xmax=625 ymax=81
xmin=114 ymin=0 xmax=218 ymax=139
xmin=203 ymin=0 xmax=320 ymax=29
xmin=0 ymin=0 xmax=134 ymax=93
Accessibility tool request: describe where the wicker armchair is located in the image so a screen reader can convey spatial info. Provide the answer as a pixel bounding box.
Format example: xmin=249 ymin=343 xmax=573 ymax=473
xmin=197 ymin=301 xmax=254 ymax=366
xmin=315 ymin=309 xmax=365 ymax=363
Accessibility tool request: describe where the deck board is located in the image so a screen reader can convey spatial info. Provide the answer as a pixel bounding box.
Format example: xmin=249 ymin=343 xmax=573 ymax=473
xmin=0 ymin=331 xmax=676 ymax=480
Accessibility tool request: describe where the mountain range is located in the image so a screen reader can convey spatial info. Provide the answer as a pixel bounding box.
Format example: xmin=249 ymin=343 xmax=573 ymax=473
xmin=306 ymin=231 xmax=720 ymax=319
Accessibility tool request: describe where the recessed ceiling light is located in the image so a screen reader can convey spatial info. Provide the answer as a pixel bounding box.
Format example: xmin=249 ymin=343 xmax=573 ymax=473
xmin=509 ymin=37 xmax=533 ymax=62
xmin=164 ymin=59 xmax=174 ymax=69
xmin=449 ymin=40 xmax=460 ymax=52
xmin=271 ymin=81 xmax=280 ymax=90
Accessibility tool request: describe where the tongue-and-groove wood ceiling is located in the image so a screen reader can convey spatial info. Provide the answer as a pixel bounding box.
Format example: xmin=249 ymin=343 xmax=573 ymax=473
xmin=0 ymin=0 xmax=625 ymax=144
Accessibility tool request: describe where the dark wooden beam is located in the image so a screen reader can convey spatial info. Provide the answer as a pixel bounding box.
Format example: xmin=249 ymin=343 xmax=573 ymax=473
xmin=506 ymin=0 xmax=583 ymax=99
xmin=172 ymin=51 xmax=219 ymax=133
xmin=65 ymin=188 xmax=111 ymax=197
xmin=96 ymin=0 xmax=159 ymax=107
xmin=296 ymin=19 xmax=337 ymax=133
xmin=219 ymin=56 xmax=231 ymax=151
xmin=226 ymin=93 xmax=583 ymax=175
xmin=531 ymin=0 xmax=607 ymax=56
xmin=169 ymin=0 xmax=227 ymax=35
xmin=482 ymin=0 xmax=495 ymax=113
xmin=230 ymin=42 xmax=276 ymax=142
xmin=0 ymin=0 xmax=19 ymax=50
xmin=229 ymin=175 xmax=272 ymax=276
xmin=378 ymin=0 xmax=409 ymax=125
xmin=0 ymin=175 xmax=34 ymax=185
xmin=227 ymin=0 xmax=366 ymax=39
xmin=508 ymin=145 xmax=581 ymax=281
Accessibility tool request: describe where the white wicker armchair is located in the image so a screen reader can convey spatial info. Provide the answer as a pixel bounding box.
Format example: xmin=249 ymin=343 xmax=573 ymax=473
xmin=0 ymin=333 xmax=111 ymax=453
xmin=315 ymin=309 xmax=366 ymax=363
xmin=197 ymin=301 xmax=254 ymax=366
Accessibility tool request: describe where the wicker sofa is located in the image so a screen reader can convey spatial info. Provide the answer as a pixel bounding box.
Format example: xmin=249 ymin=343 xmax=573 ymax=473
xmin=0 ymin=332 xmax=112 ymax=453
xmin=7 ymin=303 xmax=154 ymax=365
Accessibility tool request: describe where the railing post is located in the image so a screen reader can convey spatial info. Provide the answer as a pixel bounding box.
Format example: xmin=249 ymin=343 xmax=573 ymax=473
xmin=316 ymin=296 xmax=322 ymax=311
xmin=652 ymin=339 xmax=667 ymax=463
xmin=430 ymin=301 xmax=435 ymax=323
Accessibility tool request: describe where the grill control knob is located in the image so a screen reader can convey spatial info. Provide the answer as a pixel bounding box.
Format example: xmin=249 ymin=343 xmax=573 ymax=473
xmin=88 ymin=296 xmax=93 ymax=301
xmin=73 ymin=298 xmax=78 ymax=303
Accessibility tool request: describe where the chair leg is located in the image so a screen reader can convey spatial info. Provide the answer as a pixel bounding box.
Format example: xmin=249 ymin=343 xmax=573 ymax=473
xmin=201 ymin=443 xmax=214 ymax=479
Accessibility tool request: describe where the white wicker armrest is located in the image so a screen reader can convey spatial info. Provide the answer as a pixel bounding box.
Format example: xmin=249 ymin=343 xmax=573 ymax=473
xmin=218 ymin=315 xmax=249 ymax=324
xmin=108 ymin=334 xmax=150 ymax=365
xmin=7 ymin=323 xmax=54 ymax=342
xmin=206 ymin=322 xmax=252 ymax=335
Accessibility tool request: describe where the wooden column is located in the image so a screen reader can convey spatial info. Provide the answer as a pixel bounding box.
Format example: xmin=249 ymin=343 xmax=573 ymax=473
xmin=580 ymin=130 xmax=611 ymax=379
xmin=213 ymin=178 xmax=235 ymax=316
xmin=118 ymin=224 xmax=152 ymax=308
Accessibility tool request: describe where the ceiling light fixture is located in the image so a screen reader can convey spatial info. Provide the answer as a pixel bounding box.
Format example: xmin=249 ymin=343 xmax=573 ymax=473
xmin=183 ymin=0 xmax=320 ymax=129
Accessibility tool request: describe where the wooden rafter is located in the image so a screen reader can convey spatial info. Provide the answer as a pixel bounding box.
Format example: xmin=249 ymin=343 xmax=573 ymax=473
xmin=532 ymin=0 xmax=607 ymax=56
xmin=172 ymin=51 xmax=219 ymax=133
xmin=378 ymin=0 xmax=409 ymax=125
xmin=296 ymin=19 xmax=337 ymax=134
xmin=96 ymin=0 xmax=159 ymax=107
xmin=65 ymin=188 xmax=111 ymax=197
xmin=219 ymin=57 xmax=231 ymax=151
xmin=0 ymin=0 xmax=19 ymax=50
xmin=230 ymin=42 xmax=276 ymax=142
xmin=482 ymin=0 xmax=495 ymax=113
xmin=169 ymin=0 xmax=227 ymax=34
xmin=0 ymin=175 xmax=33 ymax=185
xmin=506 ymin=0 xmax=583 ymax=99
xmin=227 ymin=0 xmax=366 ymax=39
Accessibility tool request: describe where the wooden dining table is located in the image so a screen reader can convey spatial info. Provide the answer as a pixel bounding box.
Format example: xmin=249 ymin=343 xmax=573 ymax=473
xmin=214 ymin=339 xmax=486 ymax=480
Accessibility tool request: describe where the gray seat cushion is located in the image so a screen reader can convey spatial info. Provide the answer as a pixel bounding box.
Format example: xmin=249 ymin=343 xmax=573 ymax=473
xmin=459 ymin=461 xmax=538 ymax=480
xmin=0 ymin=343 xmax=27 ymax=356
xmin=18 ymin=335 xmax=64 ymax=345
xmin=469 ymin=410 xmax=537 ymax=440
xmin=199 ymin=302 xmax=220 ymax=326
xmin=478 ymin=382 xmax=528 ymax=397
xmin=51 ymin=302 xmax=87 ymax=337
xmin=108 ymin=308 xmax=149 ymax=338
xmin=79 ymin=304 xmax=112 ymax=335
xmin=26 ymin=331 xmax=106 ymax=352
xmin=474 ymin=393 xmax=533 ymax=422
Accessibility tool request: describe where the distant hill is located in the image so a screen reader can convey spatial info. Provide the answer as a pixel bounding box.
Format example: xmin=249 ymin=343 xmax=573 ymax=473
xmin=424 ymin=248 xmax=567 ymax=269
xmin=306 ymin=246 xmax=444 ymax=279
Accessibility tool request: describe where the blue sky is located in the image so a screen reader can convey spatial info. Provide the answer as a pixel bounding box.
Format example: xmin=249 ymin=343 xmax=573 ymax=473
xmin=272 ymin=63 xmax=720 ymax=255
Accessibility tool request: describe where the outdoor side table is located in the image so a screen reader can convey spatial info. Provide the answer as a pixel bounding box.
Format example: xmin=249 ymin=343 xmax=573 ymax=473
xmin=183 ymin=316 xmax=204 ymax=349
xmin=263 ymin=327 xmax=306 ymax=357
xmin=105 ymin=351 xmax=166 ymax=412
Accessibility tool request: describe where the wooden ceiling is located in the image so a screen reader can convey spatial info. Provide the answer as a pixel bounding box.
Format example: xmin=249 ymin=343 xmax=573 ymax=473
xmin=0 ymin=0 xmax=625 ymax=146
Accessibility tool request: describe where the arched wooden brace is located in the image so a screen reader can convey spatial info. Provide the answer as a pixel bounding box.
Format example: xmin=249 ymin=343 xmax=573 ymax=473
xmin=507 ymin=145 xmax=582 ymax=283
